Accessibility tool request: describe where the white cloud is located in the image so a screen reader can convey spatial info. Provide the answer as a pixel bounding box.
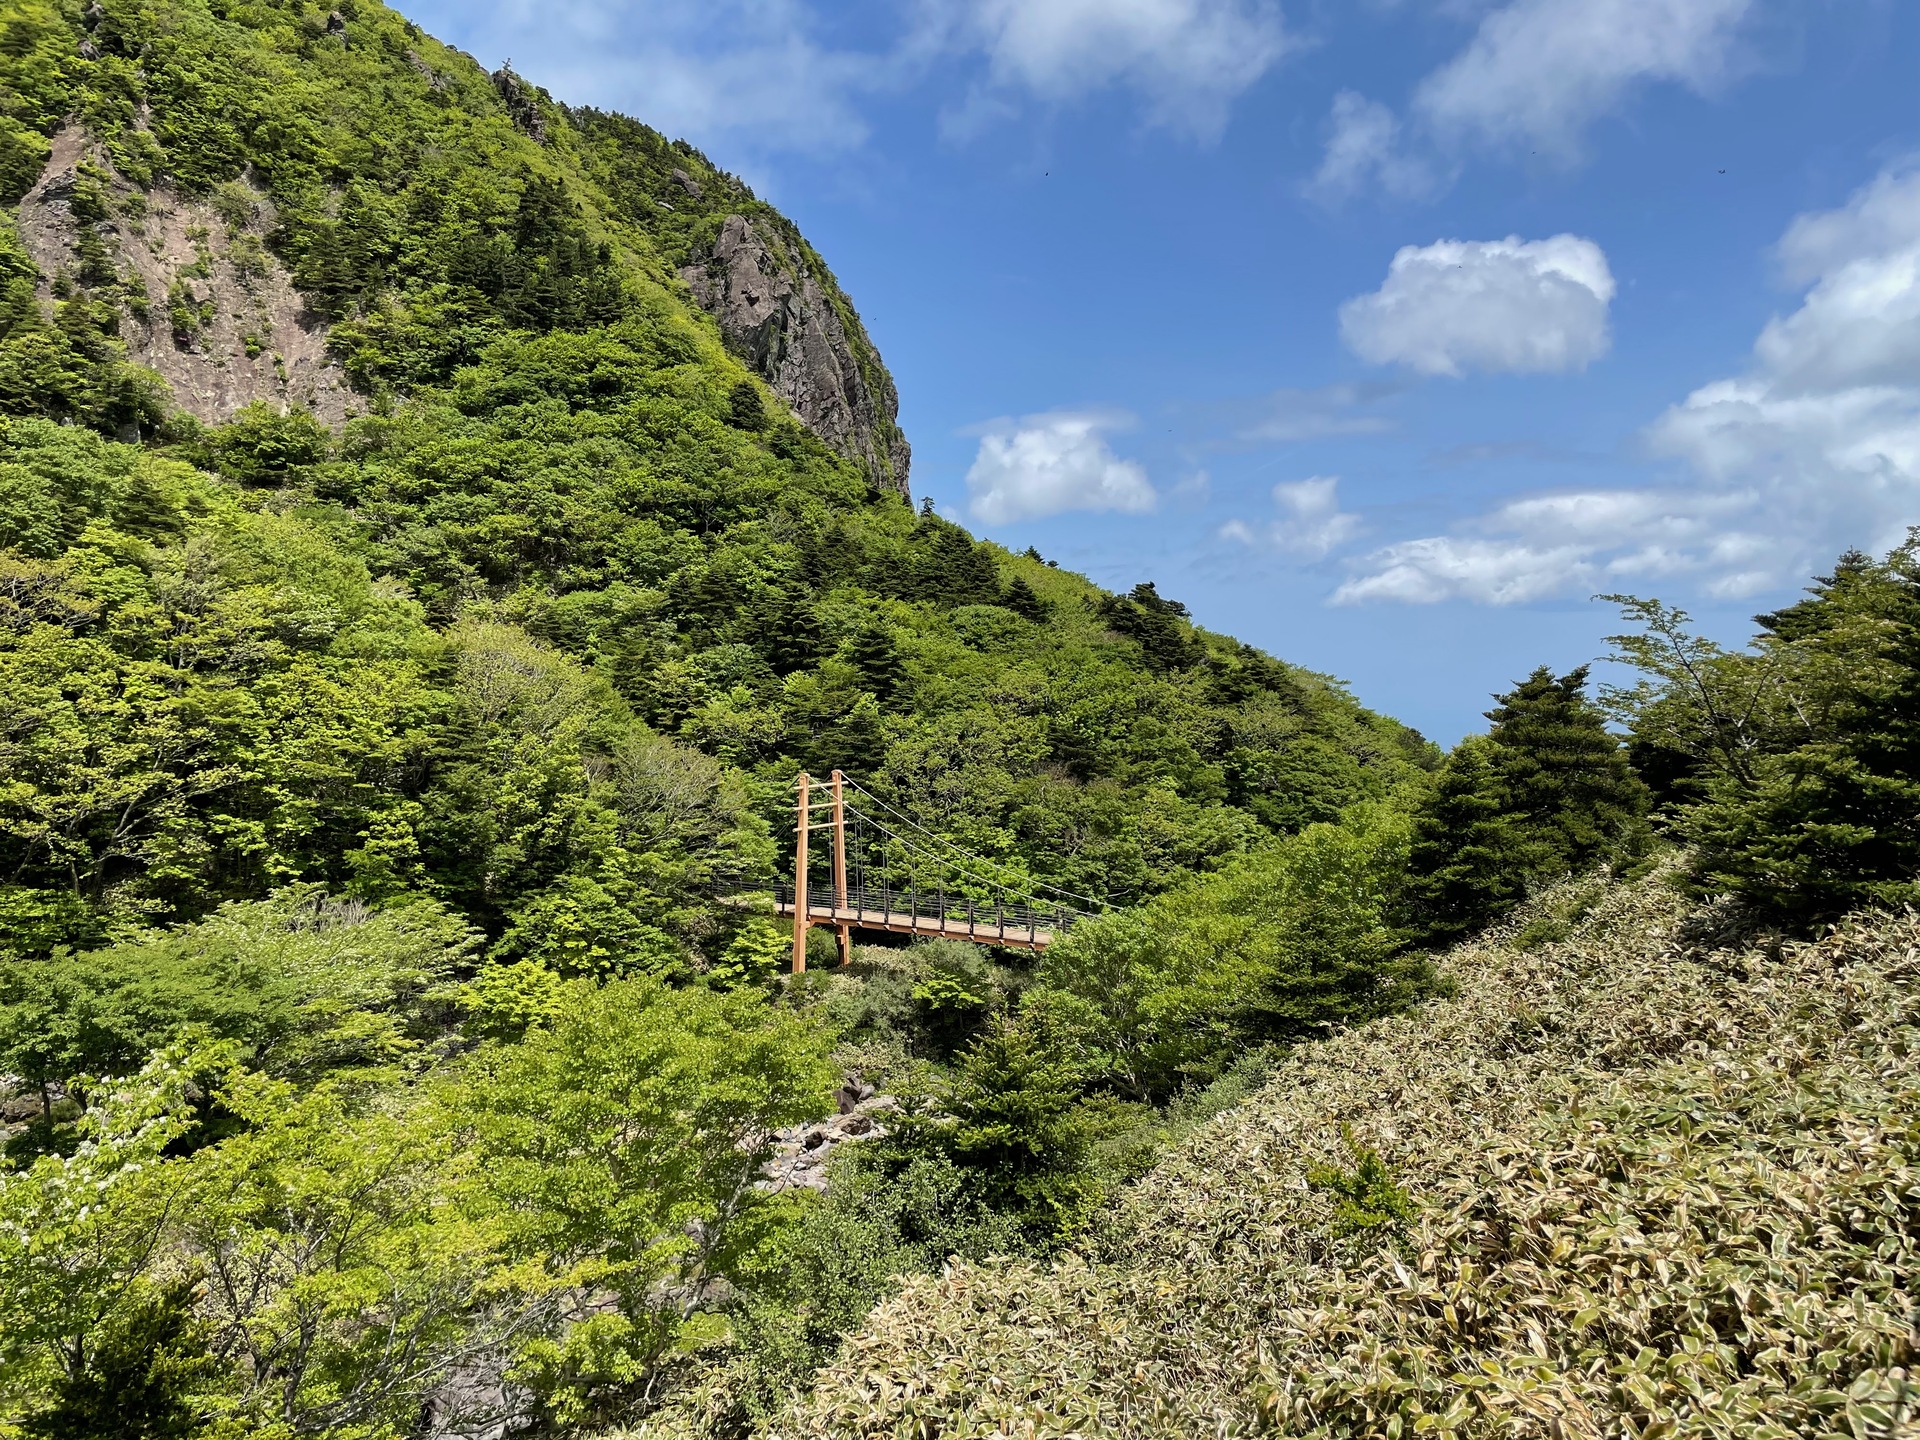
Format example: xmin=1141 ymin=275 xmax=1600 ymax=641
xmin=1321 ymin=0 xmax=1757 ymax=199
xmin=1238 ymin=381 xmax=1405 ymax=442
xmin=1307 ymin=91 xmax=1436 ymax=203
xmin=1648 ymin=161 xmax=1920 ymax=566
xmin=1775 ymin=164 xmax=1920 ymax=285
xmin=1414 ymin=0 xmax=1756 ymax=159
xmin=1223 ymin=476 xmax=1366 ymax=557
xmin=947 ymin=0 xmax=1292 ymax=138
xmin=1336 ymin=162 xmax=1920 ymax=605
xmin=1332 ymin=486 xmax=1770 ymax=604
xmin=1340 ymin=234 xmax=1616 ymax=377
xmin=417 ymin=0 xmax=876 ymax=156
xmin=965 ymin=410 xmax=1158 ymax=524
xmin=439 ymin=0 xmax=1291 ymax=160
xmin=1333 ymin=536 xmax=1593 ymax=604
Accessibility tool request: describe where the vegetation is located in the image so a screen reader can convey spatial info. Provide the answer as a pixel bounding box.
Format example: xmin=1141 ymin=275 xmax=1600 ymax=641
xmin=4 ymin=0 xmax=1920 ymax=1433
xmin=1602 ymin=537 xmax=1920 ymax=923
xmin=784 ymin=868 xmax=1920 ymax=1437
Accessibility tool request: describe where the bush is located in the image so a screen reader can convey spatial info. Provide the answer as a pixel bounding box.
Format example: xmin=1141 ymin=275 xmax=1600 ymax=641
xmin=1040 ymin=804 xmax=1432 ymax=1101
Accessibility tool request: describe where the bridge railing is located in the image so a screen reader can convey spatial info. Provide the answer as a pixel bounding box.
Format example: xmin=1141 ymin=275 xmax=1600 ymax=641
xmin=769 ymin=880 xmax=1086 ymax=939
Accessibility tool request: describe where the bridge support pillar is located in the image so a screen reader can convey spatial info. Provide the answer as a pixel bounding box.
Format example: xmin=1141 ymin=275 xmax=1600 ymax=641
xmin=792 ymin=772 xmax=810 ymax=974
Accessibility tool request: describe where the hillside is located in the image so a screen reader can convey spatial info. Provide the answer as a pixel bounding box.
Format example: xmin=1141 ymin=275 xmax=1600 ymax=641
xmin=0 ymin=5 xmax=1458 ymax=1433
xmin=9 ymin=4 xmax=1916 ymax=1438
xmin=1 ymin=0 xmax=907 ymax=489
xmin=785 ymin=869 xmax=1920 ymax=1438
xmin=0 ymin=0 xmax=1433 ymax=958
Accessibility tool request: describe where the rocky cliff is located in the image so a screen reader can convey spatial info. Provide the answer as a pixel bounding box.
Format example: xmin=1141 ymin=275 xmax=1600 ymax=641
xmin=0 ymin=5 xmax=910 ymax=486
xmin=15 ymin=127 xmax=353 ymax=431
xmin=680 ymin=215 xmax=910 ymax=498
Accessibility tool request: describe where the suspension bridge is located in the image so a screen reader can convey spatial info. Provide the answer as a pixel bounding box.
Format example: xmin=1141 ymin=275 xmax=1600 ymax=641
xmin=730 ymin=770 xmax=1102 ymax=972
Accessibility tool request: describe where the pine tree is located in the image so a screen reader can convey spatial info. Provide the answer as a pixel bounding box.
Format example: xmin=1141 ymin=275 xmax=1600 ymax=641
xmin=1003 ymin=574 xmax=1049 ymax=623
xmin=1484 ymin=664 xmax=1649 ymax=878
xmin=1405 ymin=736 xmax=1540 ymax=942
xmin=1684 ymin=540 xmax=1920 ymax=920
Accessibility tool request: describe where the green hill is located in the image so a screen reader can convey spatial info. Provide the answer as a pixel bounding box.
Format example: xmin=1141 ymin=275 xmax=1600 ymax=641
xmin=0 ymin=0 xmax=1430 ymax=957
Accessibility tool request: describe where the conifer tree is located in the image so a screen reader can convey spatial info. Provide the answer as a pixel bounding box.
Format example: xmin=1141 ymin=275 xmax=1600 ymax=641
xmin=1003 ymin=574 xmax=1049 ymax=623
xmin=1484 ymin=664 xmax=1649 ymax=878
xmin=846 ymin=622 xmax=906 ymax=701
xmin=1683 ymin=540 xmax=1920 ymax=920
xmin=726 ymin=379 xmax=767 ymax=431
xmin=1405 ymin=736 xmax=1539 ymax=942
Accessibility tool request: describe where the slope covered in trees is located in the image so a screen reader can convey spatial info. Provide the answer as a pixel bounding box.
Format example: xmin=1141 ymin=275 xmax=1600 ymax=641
xmin=6 ymin=0 xmax=1920 ymax=1434
xmin=0 ymin=0 xmax=1433 ymax=958
xmin=0 ymin=2 xmax=1454 ymax=1432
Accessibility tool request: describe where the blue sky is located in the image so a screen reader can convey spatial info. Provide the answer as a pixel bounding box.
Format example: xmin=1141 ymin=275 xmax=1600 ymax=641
xmin=398 ymin=0 xmax=1919 ymax=743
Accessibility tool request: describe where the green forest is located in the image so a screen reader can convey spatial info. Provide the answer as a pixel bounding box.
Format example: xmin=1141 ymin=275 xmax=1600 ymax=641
xmin=3 ymin=0 xmax=1919 ymax=1435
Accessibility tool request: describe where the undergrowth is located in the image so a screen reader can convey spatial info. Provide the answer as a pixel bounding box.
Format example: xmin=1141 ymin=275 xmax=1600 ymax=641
xmin=760 ymin=864 xmax=1920 ymax=1438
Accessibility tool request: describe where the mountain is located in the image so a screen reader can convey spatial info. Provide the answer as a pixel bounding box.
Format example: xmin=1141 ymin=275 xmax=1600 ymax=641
xmin=0 ymin=0 xmax=1430 ymax=966
xmin=1 ymin=0 xmax=908 ymax=492
xmin=7 ymin=6 xmax=1919 ymax=1437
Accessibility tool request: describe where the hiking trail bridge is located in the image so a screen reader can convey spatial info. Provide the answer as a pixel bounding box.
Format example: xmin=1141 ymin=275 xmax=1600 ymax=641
xmin=727 ymin=770 xmax=1103 ymax=972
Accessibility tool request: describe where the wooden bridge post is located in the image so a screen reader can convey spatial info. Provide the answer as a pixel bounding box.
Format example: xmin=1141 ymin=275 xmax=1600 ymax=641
xmin=831 ymin=770 xmax=852 ymax=966
xmin=792 ymin=772 xmax=810 ymax=974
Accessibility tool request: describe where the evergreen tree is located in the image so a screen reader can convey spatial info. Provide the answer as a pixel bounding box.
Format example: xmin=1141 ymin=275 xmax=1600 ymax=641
xmin=1003 ymin=574 xmax=1049 ymax=623
xmin=1683 ymin=540 xmax=1920 ymax=920
xmin=1405 ymin=736 xmax=1539 ymax=943
xmin=845 ymin=622 xmax=906 ymax=701
xmin=912 ymin=515 xmax=1003 ymax=606
xmin=727 ymin=379 xmax=768 ymax=431
xmin=1484 ymin=664 xmax=1648 ymax=878
xmin=1096 ymin=582 xmax=1202 ymax=671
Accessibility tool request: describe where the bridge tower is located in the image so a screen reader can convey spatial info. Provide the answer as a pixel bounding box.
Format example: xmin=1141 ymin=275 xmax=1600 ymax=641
xmin=791 ymin=770 xmax=853 ymax=974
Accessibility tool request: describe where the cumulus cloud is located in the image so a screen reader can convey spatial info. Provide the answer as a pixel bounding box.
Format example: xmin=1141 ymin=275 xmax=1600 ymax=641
xmin=1340 ymin=235 xmax=1616 ymax=377
xmin=947 ymin=0 xmax=1292 ymax=138
xmin=1333 ymin=537 xmax=1592 ymax=605
xmin=1332 ymin=487 xmax=1767 ymax=604
xmin=1648 ymin=161 xmax=1920 ymax=564
xmin=1222 ymin=477 xmax=1365 ymax=557
xmin=965 ymin=411 xmax=1158 ymax=524
xmin=1318 ymin=0 xmax=1757 ymax=198
xmin=1414 ymin=0 xmax=1756 ymax=158
xmin=1307 ymin=92 xmax=1437 ymax=203
xmin=1336 ymin=162 xmax=1920 ymax=605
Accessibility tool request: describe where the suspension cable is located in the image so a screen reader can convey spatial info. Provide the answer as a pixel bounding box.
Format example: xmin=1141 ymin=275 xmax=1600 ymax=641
xmin=837 ymin=777 xmax=1102 ymax=909
xmin=842 ymin=800 xmax=1093 ymax=915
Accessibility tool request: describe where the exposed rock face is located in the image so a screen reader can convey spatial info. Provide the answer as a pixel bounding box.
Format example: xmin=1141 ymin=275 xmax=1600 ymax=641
xmin=758 ymin=1076 xmax=898 ymax=1193
xmin=15 ymin=128 xmax=354 ymax=427
xmin=680 ymin=214 xmax=911 ymax=498
xmin=490 ymin=66 xmax=548 ymax=143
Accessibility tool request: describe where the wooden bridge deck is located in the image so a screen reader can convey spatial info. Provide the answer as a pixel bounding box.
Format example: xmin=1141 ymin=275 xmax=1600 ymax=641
xmin=773 ymin=898 xmax=1057 ymax=952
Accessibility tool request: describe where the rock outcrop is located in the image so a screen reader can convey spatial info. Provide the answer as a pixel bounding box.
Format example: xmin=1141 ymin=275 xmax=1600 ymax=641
xmin=759 ymin=1075 xmax=898 ymax=1193
xmin=680 ymin=214 xmax=911 ymax=498
xmin=15 ymin=127 xmax=354 ymax=428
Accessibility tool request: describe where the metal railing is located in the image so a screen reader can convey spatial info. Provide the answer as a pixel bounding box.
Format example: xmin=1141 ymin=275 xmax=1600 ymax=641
xmin=768 ymin=879 xmax=1084 ymax=943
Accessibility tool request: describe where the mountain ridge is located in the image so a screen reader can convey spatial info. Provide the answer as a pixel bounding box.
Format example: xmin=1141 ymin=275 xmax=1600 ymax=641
xmin=0 ymin=0 xmax=910 ymax=493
